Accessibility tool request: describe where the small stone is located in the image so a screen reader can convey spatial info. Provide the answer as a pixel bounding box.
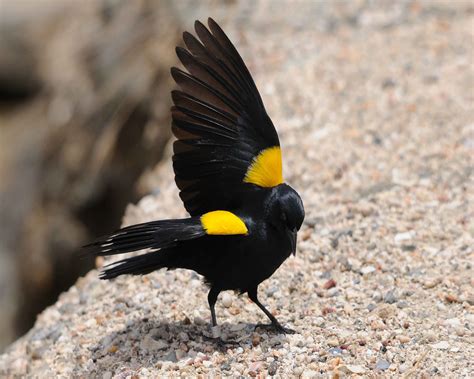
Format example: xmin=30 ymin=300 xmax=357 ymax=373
xmin=384 ymin=290 xmax=398 ymax=304
xmin=322 ymin=307 xmax=336 ymax=315
xmin=361 ymin=265 xmax=376 ymax=275
xmin=193 ymin=316 xmax=206 ymax=325
xmin=202 ymin=360 xmax=212 ymax=368
xmin=378 ymin=304 xmax=395 ymax=319
xmin=423 ymin=278 xmax=440 ymax=289
xmin=163 ymin=350 xmax=178 ymax=362
xmin=140 ymin=335 xmax=168 ymax=352
xmin=328 ymin=347 xmax=343 ymax=356
xmin=221 ymin=292 xmax=232 ymax=308
xmin=394 ymin=231 xmax=414 ymax=244
xmin=444 ymin=318 xmax=461 ymax=327
xmin=445 ymin=293 xmax=459 ymax=303
xmin=252 ymin=334 xmax=261 ymax=347
xmin=399 ymin=363 xmax=410 ymax=373
xmin=424 ymin=330 xmax=437 ymax=342
xmin=211 ymin=325 xmax=221 ymax=339
xmin=466 ymin=314 xmax=474 ymax=324
xmin=432 ymin=341 xmax=449 ymax=350
xmin=376 ymin=359 xmax=391 ymax=370
xmin=268 ymin=361 xmax=278 ymax=375
xmin=327 ymin=338 xmax=339 ymax=347
xmin=175 ymin=349 xmax=186 ymax=360
xmin=367 ymin=303 xmax=377 ymax=311
xmin=323 ymin=279 xmax=337 ymax=289
xmin=248 ymin=361 xmax=262 ymax=377
xmin=372 ymin=291 xmax=383 ymax=302
xmin=342 ymin=364 xmax=367 ymax=374
xmin=397 ymin=301 xmax=409 ymax=309
xmin=301 ymin=369 xmax=319 ymax=378
xmin=314 ymin=317 xmax=325 ymax=326
xmin=102 ymin=372 xmax=112 ymax=379
xmin=370 ymin=319 xmax=386 ymax=330
xmin=398 ymin=335 xmax=410 ymax=343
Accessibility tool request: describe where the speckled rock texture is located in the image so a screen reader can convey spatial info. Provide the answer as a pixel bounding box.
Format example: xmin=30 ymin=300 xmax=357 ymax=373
xmin=1 ymin=1 xmax=473 ymax=377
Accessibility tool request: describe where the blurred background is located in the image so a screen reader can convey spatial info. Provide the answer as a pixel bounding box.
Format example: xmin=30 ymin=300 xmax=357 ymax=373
xmin=0 ymin=0 xmax=203 ymax=351
xmin=0 ymin=0 xmax=472 ymax=353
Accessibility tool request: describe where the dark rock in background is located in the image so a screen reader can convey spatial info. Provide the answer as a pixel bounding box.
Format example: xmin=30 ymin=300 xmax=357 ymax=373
xmin=0 ymin=0 xmax=181 ymax=350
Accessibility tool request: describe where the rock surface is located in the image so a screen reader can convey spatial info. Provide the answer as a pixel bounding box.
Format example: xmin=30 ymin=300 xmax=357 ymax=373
xmin=1 ymin=1 xmax=473 ymax=377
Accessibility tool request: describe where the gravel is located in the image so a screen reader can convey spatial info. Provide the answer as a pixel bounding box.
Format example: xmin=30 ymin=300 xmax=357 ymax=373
xmin=1 ymin=1 xmax=473 ymax=377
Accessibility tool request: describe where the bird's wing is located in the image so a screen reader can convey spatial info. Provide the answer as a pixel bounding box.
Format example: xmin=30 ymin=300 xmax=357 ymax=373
xmin=171 ymin=18 xmax=282 ymax=216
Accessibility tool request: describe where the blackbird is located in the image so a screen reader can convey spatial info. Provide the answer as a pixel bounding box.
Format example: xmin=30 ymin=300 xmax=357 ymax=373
xmin=84 ymin=18 xmax=304 ymax=334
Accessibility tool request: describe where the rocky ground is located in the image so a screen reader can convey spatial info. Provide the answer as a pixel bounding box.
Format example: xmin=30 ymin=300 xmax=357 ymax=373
xmin=1 ymin=1 xmax=473 ymax=377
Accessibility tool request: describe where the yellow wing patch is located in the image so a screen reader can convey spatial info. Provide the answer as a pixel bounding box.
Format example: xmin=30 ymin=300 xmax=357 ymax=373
xmin=243 ymin=146 xmax=283 ymax=188
xmin=201 ymin=211 xmax=248 ymax=235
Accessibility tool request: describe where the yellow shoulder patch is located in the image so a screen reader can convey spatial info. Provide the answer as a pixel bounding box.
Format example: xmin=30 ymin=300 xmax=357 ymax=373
xmin=201 ymin=210 xmax=248 ymax=235
xmin=243 ymin=146 xmax=283 ymax=188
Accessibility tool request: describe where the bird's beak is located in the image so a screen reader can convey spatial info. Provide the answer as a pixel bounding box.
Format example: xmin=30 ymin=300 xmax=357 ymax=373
xmin=289 ymin=228 xmax=297 ymax=255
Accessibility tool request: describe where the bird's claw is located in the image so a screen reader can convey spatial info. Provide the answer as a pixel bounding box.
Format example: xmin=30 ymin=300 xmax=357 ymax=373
xmin=202 ymin=335 xmax=239 ymax=350
xmin=254 ymin=322 xmax=296 ymax=334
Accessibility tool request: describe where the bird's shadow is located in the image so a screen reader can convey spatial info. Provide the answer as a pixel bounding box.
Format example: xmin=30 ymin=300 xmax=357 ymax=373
xmin=89 ymin=317 xmax=288 ymax=368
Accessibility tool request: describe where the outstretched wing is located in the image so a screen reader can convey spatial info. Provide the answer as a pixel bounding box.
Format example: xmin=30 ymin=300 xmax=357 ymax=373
xmin=171 ymin=18 xmax=283 ymax=216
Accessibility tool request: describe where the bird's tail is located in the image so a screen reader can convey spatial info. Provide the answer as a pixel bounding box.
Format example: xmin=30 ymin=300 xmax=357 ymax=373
xmin=82 ymin=218 xmax=205 ymax=279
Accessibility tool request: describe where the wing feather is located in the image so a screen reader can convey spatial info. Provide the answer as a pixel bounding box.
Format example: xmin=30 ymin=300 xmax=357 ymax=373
xmin=172 ymin=18 xmax=282 ymax=215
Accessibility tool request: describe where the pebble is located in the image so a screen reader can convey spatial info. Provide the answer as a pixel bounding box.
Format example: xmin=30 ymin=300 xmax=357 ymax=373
xmin=399 ymin=363 xmax=410 ymax=373
xmin=367 ymin=303 xmax=377 ymax=311
xmin=394 ymin=231 xmax=414 ymax=244
xmin=432 ymin=341 xmax=449 ymax=350
xmin=140 ymin=335 xmax=168 ymax=352
xmin=221 ymin=293 xmax=232 ymax=308
xmin=252 ymin=334 xmax=261 ymax=347
xmin=396 ymin=301 xmax=409 ymax=309
xmin=341 ymin=364 xmax=367 ymax=374
xmin=211 ymin=326 xmax=221 ymax=339
xmin=323 ymin=279 xmax=337 ymax=289
xmin=328 ymin=347 xmax=343 ymax=356
xmin=376 ymin=359 xmax=391 ymax=370
xmin=268 ymin=361 xmax=278 ymax=376
xmin=360 ymin=265 xmax=376 ymax=275
xmin=466 ymin=314 xmax=474 ymax=324
xmin=377 ymin=304 xmax=395 ymax=319
xmin=314 ymin=317 xmax=325 ymax=327
xmin=327 ymin=338 xmax=339 ymax=347
xmin=162 ymin=350 xmax=178 ymax=362
xmin=397 ymin=335 xmax=410 ymax=343
xmin=424 ymin=330 xmax=437 ymax=342
xmin=248 ymin=361 xmax=262 ymax=377
xmin=301 ymin=369 xmax=319 ymax=378
xmin=444 ymin=318 xmax=461 ymax=327
xmin=384 ymin=290 xmax=398 ymax=304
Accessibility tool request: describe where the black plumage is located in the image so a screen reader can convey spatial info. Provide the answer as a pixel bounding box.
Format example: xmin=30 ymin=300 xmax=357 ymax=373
xmin=84 ymin=18 xmax=305 ymax=334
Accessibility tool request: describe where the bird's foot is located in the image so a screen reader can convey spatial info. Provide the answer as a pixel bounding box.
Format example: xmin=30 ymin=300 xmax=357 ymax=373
xmin=202 ymin=335 xmax=239 ymax=350
xmin=254 ymin=322 xmax=296 ymax=334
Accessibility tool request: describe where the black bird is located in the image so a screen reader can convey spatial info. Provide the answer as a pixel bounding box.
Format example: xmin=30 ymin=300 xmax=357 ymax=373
xmin=84 ymin=18 xmax=305 ymax=334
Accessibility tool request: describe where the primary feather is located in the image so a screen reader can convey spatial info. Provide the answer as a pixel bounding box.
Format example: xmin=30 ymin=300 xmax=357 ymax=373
xmin=172 ymin=18 xmax=281 ymax=216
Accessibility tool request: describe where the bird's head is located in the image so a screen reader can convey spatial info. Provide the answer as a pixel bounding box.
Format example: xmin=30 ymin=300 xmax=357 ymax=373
xmin=266 ymin=184 xmax=305 ymax=254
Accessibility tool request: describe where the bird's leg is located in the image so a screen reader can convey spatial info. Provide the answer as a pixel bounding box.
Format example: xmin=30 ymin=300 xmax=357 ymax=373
xmin=248 ymin=287 xmax=296 ymax=334
xmin=207 ymin=287 xmax=220 ymax=327
xmin=204 ymin=287 xmax=239 ymax=349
